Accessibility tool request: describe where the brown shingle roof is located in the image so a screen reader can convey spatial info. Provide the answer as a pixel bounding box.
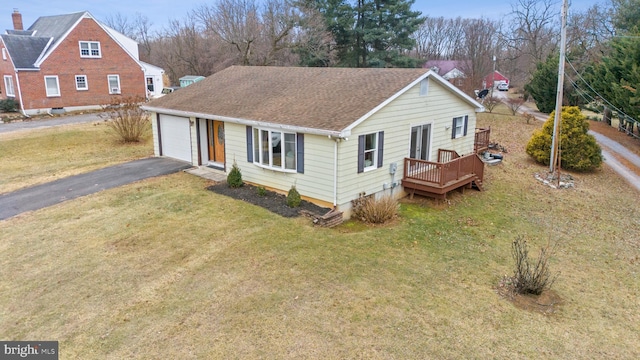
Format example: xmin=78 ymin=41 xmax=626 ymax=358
xmin=146 ymin=66 xmax=432 ymax=132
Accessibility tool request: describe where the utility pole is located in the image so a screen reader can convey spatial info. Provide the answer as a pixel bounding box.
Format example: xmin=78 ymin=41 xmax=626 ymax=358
xmin=490 ymin=55 xmax=496 ymax=98
xmin=550 ymin=0 xmax=568 ymax=173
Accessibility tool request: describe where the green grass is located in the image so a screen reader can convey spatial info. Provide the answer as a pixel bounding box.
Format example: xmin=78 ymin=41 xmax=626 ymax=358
xmin=0 ymin=122 xmax=152 ymax=193
xmin=0 ymin=113 xmax=639 ymax=358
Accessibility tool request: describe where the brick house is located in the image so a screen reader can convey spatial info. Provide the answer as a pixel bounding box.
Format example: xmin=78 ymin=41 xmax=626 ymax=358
xmin=0 ymin=10 xmax=162 ymax=116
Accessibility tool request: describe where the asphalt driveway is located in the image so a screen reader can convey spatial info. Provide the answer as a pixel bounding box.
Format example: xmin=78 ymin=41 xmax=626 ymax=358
xmin=0 ymin=157 xmax=191 ymax=220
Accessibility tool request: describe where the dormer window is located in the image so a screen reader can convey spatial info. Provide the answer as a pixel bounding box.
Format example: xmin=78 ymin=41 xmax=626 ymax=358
xmin=79 ymin=41 xmax=101 ymax=58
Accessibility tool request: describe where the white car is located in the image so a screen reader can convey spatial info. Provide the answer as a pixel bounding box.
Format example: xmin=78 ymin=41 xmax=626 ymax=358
xmin=497 ymin=83 xmax=509 ymax=91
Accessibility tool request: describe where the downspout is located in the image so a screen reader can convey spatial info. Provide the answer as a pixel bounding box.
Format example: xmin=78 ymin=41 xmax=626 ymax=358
xmin=333 ymin=137 xmax=338 ymax=208
xmin=14 ymin=71 xmax=29 ymax=118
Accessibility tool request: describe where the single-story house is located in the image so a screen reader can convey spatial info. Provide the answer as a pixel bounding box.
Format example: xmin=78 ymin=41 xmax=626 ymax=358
xmin=142 ymin=66 xmax=487 ymax=218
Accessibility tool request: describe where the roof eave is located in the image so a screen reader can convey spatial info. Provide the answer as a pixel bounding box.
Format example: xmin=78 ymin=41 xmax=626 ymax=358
xmin=141 ymin=106 xmax=345 ymax=138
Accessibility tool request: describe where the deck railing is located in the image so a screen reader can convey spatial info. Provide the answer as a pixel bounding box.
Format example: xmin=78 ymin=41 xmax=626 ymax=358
xmin=404 ymin=153 xmax=484 ymax=187
xmin=474 ymin=128 xmax=491 ymax=153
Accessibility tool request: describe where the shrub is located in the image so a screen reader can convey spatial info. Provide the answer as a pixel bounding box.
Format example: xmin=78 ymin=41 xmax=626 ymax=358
xmin=227 ymin=162 xmax=243 ymax=188
xmin=100 ymin=96 xmax=150 ymax=142
xmin=511 ymin=236 xmax=558 ymax=295
xmin=256 ymin=186 xmax=267 ymax=196
xmin=0 ymin=98 xmax=18 ymax=112
xmin=483 ymin=96 xmax=501 ymax=113
xmin=506 ymin=98 xmax=525 ymax=115
xmin=351 ymin=195 xmax=398 ymax=224
xmin=286 ymin=185 xmax=301 ymax=208
xmin=526 ymin=106 xmax=603 ymax=171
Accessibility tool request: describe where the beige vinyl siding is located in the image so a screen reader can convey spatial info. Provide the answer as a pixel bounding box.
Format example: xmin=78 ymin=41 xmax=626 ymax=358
xmin=335 ymin=78 xmax=478 ymax=210
xmin=222 ymin=122 xmax=336 ymax=206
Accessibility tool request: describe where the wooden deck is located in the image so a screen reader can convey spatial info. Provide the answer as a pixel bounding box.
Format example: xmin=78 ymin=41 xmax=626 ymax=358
xmin=402 ymin=152 xmax=485 ymax=200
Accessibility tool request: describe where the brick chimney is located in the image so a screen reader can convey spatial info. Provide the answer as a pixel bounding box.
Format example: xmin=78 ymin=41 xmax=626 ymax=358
xmin=12 ymin=9 xmax=23 ymax=31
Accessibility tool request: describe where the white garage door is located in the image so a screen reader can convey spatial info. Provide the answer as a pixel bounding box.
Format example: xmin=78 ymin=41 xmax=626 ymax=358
xmin=159 ymin=114 xmax=191 ymax=162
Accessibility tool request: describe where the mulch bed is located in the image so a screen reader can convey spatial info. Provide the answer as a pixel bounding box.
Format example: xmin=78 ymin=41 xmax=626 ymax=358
xmin=207 ymin=183 xmax=331 ymax=218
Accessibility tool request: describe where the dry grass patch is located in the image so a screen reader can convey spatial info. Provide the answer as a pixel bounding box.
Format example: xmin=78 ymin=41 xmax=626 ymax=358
xmin=0 ymin=122 xmax=152 ymax=193
xmin=0 ymin=113 xmax=639 ymax=358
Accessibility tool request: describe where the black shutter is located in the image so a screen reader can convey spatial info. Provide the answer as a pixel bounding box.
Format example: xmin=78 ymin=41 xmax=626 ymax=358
xmin=357 ymin=135 xmax=365 ymax=173
xmin=377 ymin=131 xmax=384 ymax=168
xmin=451 ymin=119 xmax=456 ymax=139
xmin=296 ymin=133 xmax=304 ymax=173
xmin=246 ymin=126 xmax=253 ymax=162
xmin=463 ymin=115 xmax=468 ymax=136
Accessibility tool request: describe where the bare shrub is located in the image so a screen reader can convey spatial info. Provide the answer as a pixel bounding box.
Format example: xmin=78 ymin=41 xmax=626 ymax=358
xmin=100 ymin=96 xmax=150 ymax=142
xmin=506 ymin=98 xmax=525 ymax=115
xmin=351 ymin=195 xmax=398 ymax=224
xmin=511 ymin=236 xmax=558 ymax=295
xmin=523 ymin=113 xmax=536 ymax=124
xmin=483 ymin=96 xmax=501 ymax=113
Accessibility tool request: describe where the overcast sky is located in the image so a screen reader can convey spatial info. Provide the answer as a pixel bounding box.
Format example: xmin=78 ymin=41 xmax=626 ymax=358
xmin=1 ymin=0 xmax=601 ymax=35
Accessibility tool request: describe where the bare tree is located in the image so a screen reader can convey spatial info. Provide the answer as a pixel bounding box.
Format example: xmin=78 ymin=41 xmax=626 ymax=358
xmin=504 ymin=0 xmax=559 ymax=83
xmin=458 ymin=18 xmax=503 ymax=94
xmin=195 ymin=0 xmax=261 ymax=65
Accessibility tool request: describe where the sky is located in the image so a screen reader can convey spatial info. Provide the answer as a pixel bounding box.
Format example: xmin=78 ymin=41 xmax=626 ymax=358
xmin=0 ymin=0 xmax=602 ymax=35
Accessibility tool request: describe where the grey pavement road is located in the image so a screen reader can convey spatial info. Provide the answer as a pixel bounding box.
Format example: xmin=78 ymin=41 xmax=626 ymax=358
xmin=0 ymin=157 xmax=191 ymax=220
xmin=0 ymin=112 xmax=102 ymax=133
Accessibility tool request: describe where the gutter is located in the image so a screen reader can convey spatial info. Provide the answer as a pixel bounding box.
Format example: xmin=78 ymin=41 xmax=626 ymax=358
xmin=141 ymin=105 xmax=349 ymax=138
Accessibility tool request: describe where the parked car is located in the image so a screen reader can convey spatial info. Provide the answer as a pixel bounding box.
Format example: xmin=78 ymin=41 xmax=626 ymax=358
xmin=497 ymin=83 xmax=509 ymax=91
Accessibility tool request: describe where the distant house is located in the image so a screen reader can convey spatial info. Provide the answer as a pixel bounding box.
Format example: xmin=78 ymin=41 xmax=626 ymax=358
xmin=423 ymin=60 xmax=469 ymax=86
xmin=179 ymin=75 xmax=205 ymax=88
xmin=0 ymin=9 xmax=164 ymax=116
xmin=482 ymin=71 xmax=509 ymax=89
xmin=142 ymin=66 xmax=489 ymax=218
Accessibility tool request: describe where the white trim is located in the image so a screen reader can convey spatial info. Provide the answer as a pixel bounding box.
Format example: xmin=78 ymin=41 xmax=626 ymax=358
xmin=79 ymin=41 xmax=101 ymax=58
xmin=453 ymin=115 xmax=465 ymax=139
xmin=107 ymin=74 xmax=121 ymax=94
xmin=2 ymin=48 xmax=6 ymax=61
xmin=75 ymin=75 xmax=88 ymax=90
xmin=362 ymin=132 xmax=379 ymax=172
xmin=44 ymin=75 xmax=61 ymax=97
xmin=252 ymin=127 xmax=297 ymax=172
xmin=3 ymin=75 xmax=15 ymax=97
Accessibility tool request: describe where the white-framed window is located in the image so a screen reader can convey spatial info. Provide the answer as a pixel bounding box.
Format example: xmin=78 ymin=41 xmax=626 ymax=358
xmin=107 ymin=75 xmax=120 ymax=94
xmin=363 ymin=133 xmax=378 ymax=170
xmin=75 ymin=75 xmax=88 ymax=91
xmin=358 ymin=131 xmax=384 ymax=173
xmin=451 ymin=116 xmax=468 ymax=139
xmin=252 ymin=128 xmax=297 ymax=171
xmin=79 ymin=41 xmax=101 ymax=58
xmin=44 ymin=76 xmax=60 ymax=97
xmin=2 ymin=48 xmax=6 ymax=61
xmin=3 ymin=75 xmax=15 ymax=97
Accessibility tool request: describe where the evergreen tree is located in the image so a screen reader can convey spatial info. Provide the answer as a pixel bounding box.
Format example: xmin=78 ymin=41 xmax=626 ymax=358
xmin=586 ymin=37 xmax=640 ymax=121
xmin=526 ymin=107 xmax=602 ymax=172
xmin=524 ymin=55 xmax=583 ymax=114
xmin=310 ymin=0 xmax=423 ymax=67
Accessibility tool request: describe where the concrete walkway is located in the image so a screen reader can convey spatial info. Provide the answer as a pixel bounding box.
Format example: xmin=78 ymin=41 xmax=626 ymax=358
xmin=0 ymin=157 xmax=191 ymax=220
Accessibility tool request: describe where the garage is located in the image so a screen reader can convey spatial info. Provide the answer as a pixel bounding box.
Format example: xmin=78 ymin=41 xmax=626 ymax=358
xmin=158 ymin=114 xmax=192 ymax=163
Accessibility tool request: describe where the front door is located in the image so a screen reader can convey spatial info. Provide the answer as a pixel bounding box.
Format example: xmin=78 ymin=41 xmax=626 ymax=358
xmin=410 ymin=124 xmax=431 ymax=161
xmin=207 ymin=120 xmax=225 ymax=167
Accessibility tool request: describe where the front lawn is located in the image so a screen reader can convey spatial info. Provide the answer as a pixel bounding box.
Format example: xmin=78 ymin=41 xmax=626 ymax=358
xmin=0 ymin=112 xmax=638 ymax=358
xmin=0 ymin=122 xmax=152 ymax=194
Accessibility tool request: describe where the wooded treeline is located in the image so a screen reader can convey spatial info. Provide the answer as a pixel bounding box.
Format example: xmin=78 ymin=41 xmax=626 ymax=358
xmin=105 ymin=0 xmax=639 ymax=112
